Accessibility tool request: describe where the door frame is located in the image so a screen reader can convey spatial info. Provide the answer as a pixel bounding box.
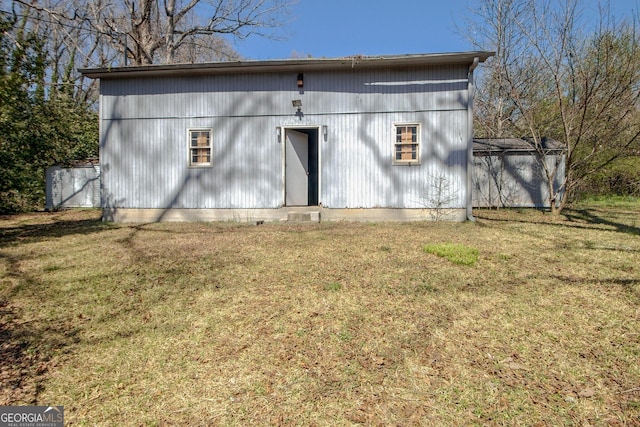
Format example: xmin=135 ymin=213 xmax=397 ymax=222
xmin=282 ymin=125 xmax=322 ymax=207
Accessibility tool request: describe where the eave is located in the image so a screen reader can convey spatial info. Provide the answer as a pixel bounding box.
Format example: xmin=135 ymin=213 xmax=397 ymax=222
xmin=79 ymin=51 xmax=494 ymax=79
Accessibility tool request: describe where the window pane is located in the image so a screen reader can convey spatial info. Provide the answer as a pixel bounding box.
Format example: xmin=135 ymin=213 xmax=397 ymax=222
xmin=394 ymin=125 xmax=419 ymax=163
xmin=396 ymin=143 xmax=417 ymax=160
xmin=189 ymin=130 xmax=211 ymax=165
xmin=397 ymin=126 xmax=417 ymax=143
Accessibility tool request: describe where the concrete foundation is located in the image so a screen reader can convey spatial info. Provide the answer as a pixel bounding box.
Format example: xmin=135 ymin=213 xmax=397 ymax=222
xmin=102 ymin=207 xmax=468 ymax=223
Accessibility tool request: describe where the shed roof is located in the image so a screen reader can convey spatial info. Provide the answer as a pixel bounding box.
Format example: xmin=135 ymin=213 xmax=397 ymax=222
xmin=79 ymin=51 xmax=494 ymax=79
xmin=473 ymin=138 xmax=564 ymax=156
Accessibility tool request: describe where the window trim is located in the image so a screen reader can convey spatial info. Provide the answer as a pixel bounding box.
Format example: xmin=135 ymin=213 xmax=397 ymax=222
xmin=393 ymin=123 xmax=421 ymax=166
xmin=188 ymin=128 xmax=213 ymax=168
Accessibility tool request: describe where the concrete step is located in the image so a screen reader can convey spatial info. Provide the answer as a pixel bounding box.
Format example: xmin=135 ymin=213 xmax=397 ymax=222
xmin=287 ymin=211 xmax=321 ymax=223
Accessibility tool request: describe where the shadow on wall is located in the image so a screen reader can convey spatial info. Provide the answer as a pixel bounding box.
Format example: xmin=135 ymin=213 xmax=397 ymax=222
xmin=99 ymin=95 xmax=282 ymax=222
xmin=96 ymin=64 xmax=476 ymax=220
xmin=473 ymin=149 xmax=565 ymax=209
xmin=100 ymin=69 xmax=470 ymax=97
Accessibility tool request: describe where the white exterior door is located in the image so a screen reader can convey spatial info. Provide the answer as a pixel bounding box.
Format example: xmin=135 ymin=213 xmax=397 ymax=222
xmin=285 ymin=130 xmax=309 ymax=206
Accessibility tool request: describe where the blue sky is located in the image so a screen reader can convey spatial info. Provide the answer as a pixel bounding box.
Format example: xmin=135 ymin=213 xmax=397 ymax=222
xmin=233 ymin=0 xmax=475 ymax=59
xmin=232 ymin=0 xmax=639 ymax=60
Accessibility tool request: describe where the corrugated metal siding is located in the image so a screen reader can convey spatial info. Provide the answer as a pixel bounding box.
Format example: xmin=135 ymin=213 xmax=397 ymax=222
xmin=100 ymin=64 xmax=471 ymax=210
xmin=46 ymin=165 xmax=101 ymax=209
xmin=318 ymin=110 xmax=467 ymax=209
xmin=100 ymin=65 xmax=469 ymax=119
xmin=102 ymin=117 xmax=282 ymax=209
xmin=472 ymin=153 xmax=566 ymax=208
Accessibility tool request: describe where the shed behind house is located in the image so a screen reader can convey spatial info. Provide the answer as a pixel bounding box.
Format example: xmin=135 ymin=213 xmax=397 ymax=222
xmin=472 ymin=138 xmax=565 ymax=208
xmin=46 ymin=161 xmax=101 ymax=210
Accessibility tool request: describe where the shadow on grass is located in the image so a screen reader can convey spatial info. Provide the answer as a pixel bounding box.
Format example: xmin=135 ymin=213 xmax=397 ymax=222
xmin=562 ymin=208 xmax=640 ymax=236
xmin=475 ymin=207 xmax=640 ymax=236
xmin=0 ymin=211 xmax=105 ymax=404
xmin=0 ymin=213 xmax=111 ymax=248
xmin=549 ymin=275 xmax=640 ymax=301
xmin=0 ymin=298 xmax=80 ymax=405
xmin=550 ymin=275 xmax=640 ymax=286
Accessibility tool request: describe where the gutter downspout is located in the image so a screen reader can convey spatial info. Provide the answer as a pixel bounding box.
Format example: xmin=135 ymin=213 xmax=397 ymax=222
xmin=466 ymin=57 xmax=480 ymax=222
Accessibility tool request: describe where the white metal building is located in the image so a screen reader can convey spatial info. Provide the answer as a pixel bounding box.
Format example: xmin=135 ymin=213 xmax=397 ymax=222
xmin=80 ymin=52 xmax=493 ymax=222
xmin=45 ymin=161 xmax=101 ymax=210
xmin=472 ymin=138 xmax=566 ymax=208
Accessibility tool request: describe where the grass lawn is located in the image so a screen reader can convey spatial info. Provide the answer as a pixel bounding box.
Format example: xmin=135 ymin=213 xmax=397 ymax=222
xmin=1 ymin=204 xmax=639 ymax=426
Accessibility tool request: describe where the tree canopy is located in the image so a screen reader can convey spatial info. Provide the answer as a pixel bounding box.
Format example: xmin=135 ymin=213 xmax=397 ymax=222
xmin=0 ymin=0 xmax=295 ymax=213
xmin=468 ymin=0 xmax=640 ymax=211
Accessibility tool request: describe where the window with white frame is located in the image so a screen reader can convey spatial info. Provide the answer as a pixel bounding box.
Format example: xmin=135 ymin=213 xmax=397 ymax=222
xmin=189 ymin=129 xmax=212 ymax=167
xmin=394 ymin=124 xmax=420 ymax=165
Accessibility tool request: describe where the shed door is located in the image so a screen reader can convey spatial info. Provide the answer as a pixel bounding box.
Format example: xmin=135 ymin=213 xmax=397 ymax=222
xmin=285 ymin=130 xmax=309 ymax=206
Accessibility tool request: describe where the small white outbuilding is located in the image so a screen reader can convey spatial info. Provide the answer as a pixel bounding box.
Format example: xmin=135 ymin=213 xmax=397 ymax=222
xmin=472 ymin=138 xmax=566 ymax=208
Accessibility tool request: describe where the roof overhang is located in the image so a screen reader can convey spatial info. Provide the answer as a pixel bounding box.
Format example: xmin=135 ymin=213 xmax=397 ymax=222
xmin=473 ymin=138 xmax=565 ymax=156
xmin=79 ymin=51 xmax=494 ymax=79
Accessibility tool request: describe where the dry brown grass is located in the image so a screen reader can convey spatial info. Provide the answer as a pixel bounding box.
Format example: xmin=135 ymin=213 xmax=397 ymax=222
xmin=1 ymin=206 xmax=639 ymax=426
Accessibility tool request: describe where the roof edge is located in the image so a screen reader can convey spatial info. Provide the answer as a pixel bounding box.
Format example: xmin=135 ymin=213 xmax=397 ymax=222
xmin=473 ymin=137 xmax=565 ymax=155
xmin=79 ymin=51 xmax=494 ymax=79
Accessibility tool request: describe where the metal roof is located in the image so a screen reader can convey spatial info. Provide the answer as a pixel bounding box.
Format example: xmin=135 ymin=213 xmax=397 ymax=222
xmin=79 ymin=51 xmax=494 ymax=79
xmin=473 ymin=137 xmax=564 ymax=155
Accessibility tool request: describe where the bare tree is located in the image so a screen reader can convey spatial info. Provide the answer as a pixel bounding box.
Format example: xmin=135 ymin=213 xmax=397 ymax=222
xmin=467 ymin=0 xmax=640 ymax=213
xmin=7 ymin=0 xmax=296 ymax=106
xmin=88 ymin=0 xmax=295 ymax=65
